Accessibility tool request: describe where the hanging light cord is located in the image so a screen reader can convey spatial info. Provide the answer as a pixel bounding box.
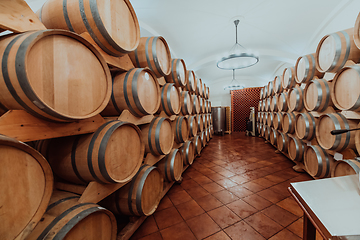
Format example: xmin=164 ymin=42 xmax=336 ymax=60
xmin=234 ymin=20 xmax=239 ymax=44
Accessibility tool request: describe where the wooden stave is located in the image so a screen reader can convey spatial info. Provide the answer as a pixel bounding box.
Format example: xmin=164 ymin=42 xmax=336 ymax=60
xmin=295 ymin=53 xmax=324 ymax=84
xmin=269 ymin=128 xmax=278 ymax=146
xmin=270 ymin=94 xmax=278 ymax=112
xmin=267 ymin=81 xmax=274 ymax=97
xmin=173 ymin=116 xmax=189 ymax=144
xmin=304 ymin=78 xmax=333 ymax=112
xmin=331 ymin=159 xmax=360 ymax=177
xmin=192 ymin=94 xmax=201 ymax=114
xmin=282 ymin=112 xmax=297 ymax=134
xmin=287 ymin=86 xmax=304 ymax=112
xmin=295 ymin=112 xmax=317 ymax=141
xmin=180 ymin=91 xmax=193 ymax=115
xmin=304 ymin=145 xmax=333 ymax=178
xmin=273 ymin=75 xmax=283 ymax=94
xmin=195 ymin=78 xmax=203 ymax=96
xmin=184 ymin=70 xmax=196 ymax=93
xmin=165 ymin=59 xmax=187 ymax=87
xmin=277 ymin=92 xmax=289 ymax=112
xmin=193 ymin=135 xmax=202 ymax=155
xmin=157 ymin=149 xmax=183 ymax=182
xmin=282 ymin=67 xmax=296 ymax=89
xmin=288 ymin=135 xmax=306 ymax=161
xmin=267 ymin=112 xmax=274 ymax=127
xmin=264 ymin=125 xmax=271 ymax=141
xmin=158 ymin=83 xmax=181 ymax=116
xmin=187 ymin=115 xmax=198 ymax=137
xmin=273 ymin=112 xmax=284 ymax=130
xmin=277 ymin=131 xmax=289 ymax=152
xmin=180 ymin=140 xmax=195 ymax=165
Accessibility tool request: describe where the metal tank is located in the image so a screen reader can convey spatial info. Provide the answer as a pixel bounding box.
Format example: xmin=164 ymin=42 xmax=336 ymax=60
xmin=211 ymin=107 xmax=226 ymax=135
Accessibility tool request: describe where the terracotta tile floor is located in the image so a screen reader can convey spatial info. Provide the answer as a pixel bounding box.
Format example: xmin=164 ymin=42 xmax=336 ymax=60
xmin=130 ymin=133 xmax=322 ymax=240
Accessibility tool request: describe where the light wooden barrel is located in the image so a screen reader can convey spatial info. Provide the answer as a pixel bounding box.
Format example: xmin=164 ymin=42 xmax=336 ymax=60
xmin=267 ymin=112 xmax=274 ymax=127
xmin=277 ymin=131 xmax=289 ymax=152
xmin=278 ymin=92 xmax=289 ymax=112
xmin=38 ymin=0 xmax=140 ymax=57
xmin=208 ymin=101 xmax=212 ymax=113
xmin=295 ymin=112 xmax=317 ymax=141
xmin=200 ymin=131 xmax=207 ymax=147
xmin=180 ymin=91 xmax=193 ymax=115
xmin=193 ymin=135 xmax=202 ymax=155
xmin=332 ymin=64 xmax=360 ymax=111
xmin=267 ymin=81 xmax=274 ymax=96
xmin=0 ymin=30 xmax=111 ymax=122
xmin=273 ymin=75 xmax=283 ymax=93
xmin=102 ymin=68 xmax=160 ymax=117
xmin=263 ymin=112 xmax=268 ymax=125
xmin=260 ymin=88 xmax=264 ymax=99
xmin=184 ymin=70 xmax=196 ymax=93
xmin=257 ymin=111 xmax=261 ymax=122
xmin=282 ymin=67 xmax=296 ymax=89
xmin=269 ymin=128 xmax=278 ymax=146
xmin=192 ymin=94 xmax=201 ymax=114
xmin=288 ymin=86 xmax=304 ymax=112
xmin=0 ymin=135 xmax=53 ymax=240
xmin=295 ymin=53 xmax=324 ymax=84
xmin=304 ymin=78 xmax=333 ymax=112
xmin=282 ymin=112 xmax=297 ymax=134
xmin=273 ymin=112 xmax=284 ymax=130
xmin=304 ymin=145 xmax=334 ymax=178
xmin=200 ymin=97 xmax=206 ymax=113
xmin=316 ymin=113 xmax=358 ymax=151
xmin=159 ymin=83 xmax=181 ymax=116
xmin=262 ymin=85 xmax=267 ymax=98
xmin=196 ymin=78 xmax=203 ymax=96
xmin=180 ymin=140 xmax=195 ymax=165
xmin=205 ymin=128 xmax=210 ymax=142
xmin=265 ymin=97 xmax=271 ymax=112
xmin=208 ymin=127 xmax=213 ymax=139
xmin=38 ymin=120 xmax=143 ymax=184
xmin=173 ymin=116 xmax=189 ymax=144
xmin=288 ymin=135 xmax=305 ymax=161
xmin=331 ymin=159 xmax=360 ymax=177
xmin=27 ymin=191 xmax=116 ymax=240
xmin=165 ymin=59 xmax=187 ymax=87
xmin=157 ymin=149 xmax=183 ymax=182
xmin=264 ymin=126 xmax=271 ymax=140
xmin=316 ymin=28 xmax=360 ymax=73
xmin=258 ymin=100 xmax=262 ymax=112
xmin=140 ymin=117 xmax=174 ymax=155
xmin=203 ymin=113 xmax=208 ymax=129
xmin=129 ymin=36 xmax=171 ymax=77
xmin=101 ymin=165 xmax=163 ymax=216
xmin=270 ymin=95 xmax=278 ymax=112
xmin=261 ymin=99 xmax=265 ymax=111
xmin=187 ymin=115 xmax=198 ymax=137
xmin=197 ymin=114 xmax=204 ymax=132
xmin=205 ymin=87 xmax=210 ymax=100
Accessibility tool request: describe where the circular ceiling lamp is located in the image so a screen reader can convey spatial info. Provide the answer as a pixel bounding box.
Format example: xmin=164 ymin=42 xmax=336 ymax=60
xmin=217 ymin=19 xmax=259 ymax=70
xmin=224 ymin=69 xmax=244 ymax=90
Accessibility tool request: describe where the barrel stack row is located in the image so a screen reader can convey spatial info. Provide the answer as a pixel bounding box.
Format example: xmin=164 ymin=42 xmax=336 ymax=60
xmin=0 ymin=0 xmax=214 ymax=239
xmin=257 ymin=12 xmax=360 ymax=180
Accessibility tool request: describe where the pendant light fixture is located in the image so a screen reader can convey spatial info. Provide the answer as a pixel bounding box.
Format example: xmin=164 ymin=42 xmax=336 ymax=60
xmin=217 ymin=19 xmax=259 ymax=70
xmin=224 ymin=69 xmax=244 ymax=90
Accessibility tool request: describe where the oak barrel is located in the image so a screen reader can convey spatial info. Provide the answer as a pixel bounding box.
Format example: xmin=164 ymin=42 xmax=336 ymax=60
xmin=282 ymin=112 xmax=297 ymax=134
xmin=140 ymin=117 xmax=174 ymax=155
xmin=173 ymin=116 xmax=189 ymax=144
xmin=315 ymin=28 xmax=360 ymax=73
xmin=0 ymin=135 xmax=53 ymax=240
xmin=260 ymin=87 xmax=264 ymax=99
xmin=38 ymin=0 xmax=140 ymax=57
xmin=295 ymin=112 xmax=317 ymax=141
xmin=269 ymin=128 xmax=278 ymax=146
xmin=267 ymin=80 xmax=274 ymax=96
xmin=197 ymin=114 xmax=204 ymax=132
xmin=192 ymin=94 xmax=201 ymax=114
xmin=165 ymin=59 xmax=187 ymax=87
xmin=295 ymin=53 xmax=324 ymax=84
xmin=196 ymin=78 xmax=203 ymax=96
xmin=193 ymin=135 xmax=202 ymax=155
xmin=331 ymin=159 xmax=360 ymax=177
xmin=264 ymin=125 xmax=271 ymax=141
xmin=187 ymin=115 xmax=198 ymax=137
xmin=200 ymin=97 xmax=206 ymax=113
xmin=129 ymin=36 xmax=171 ymax=77
xmin=265 ymin=97 xmax=271 ymax=112
xmin=287 ymin=86 xmax=304 ymax=112
xmin=180 ymin=91 xmax=193 ymax=115
xmin=0 ymin=30 xmax=111 ymax=122
xmin=270 ymin=94 xmax=278 ymax=112
xmin=277 ymin=92 xmax=289 ymax=112
xmin=180 ymin=140 xmax=195 ymax=165
xmin=273 ymin=112 xmax=284 ymax=130
xmin=102 ymin=68 xmax=160 ymax=117
xmin=27 ymin=191 xmax=116 ymax=240
xmin=288 ymin=135 xmax=305 ymax=161
xmin=277 ymin=131 xmax=289 ymax=152
xmin=282 ymin=67 xmax=296 ymax=89
xmin=304 ymin=145 xmax=334 ymax=178
xmin=263 ymin=112 xmax=268 ymax=125
xmin=157 ymin=149 xmax=183 ymax=182
xmin=158 ymin=83 xmax=181 ymax=116
xmin=304 ymin=78 xmax=333 ymax=112
xmin=316 ymin=113 xmax=358 ymax=151
xmin=200 ymin=131 xmax=207 ymax=147
xmin=38 ymin=120 xmax=143 ymax=184
xmin=263 ymin=85 xmax=268 ymax=98
xmin=101 ymin=165 xmax=163 ymax=216
xmin=273 ymin=75 xmax=283 ymax=94
xmin=267 ymin=112 xmax=274 ymax=127
xmin=184 ymin=70 xmax=196 ymax=93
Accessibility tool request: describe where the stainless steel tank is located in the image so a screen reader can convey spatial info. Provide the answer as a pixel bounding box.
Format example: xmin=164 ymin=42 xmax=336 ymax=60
xmin=211 ymin=107 xmax=226 ymax=135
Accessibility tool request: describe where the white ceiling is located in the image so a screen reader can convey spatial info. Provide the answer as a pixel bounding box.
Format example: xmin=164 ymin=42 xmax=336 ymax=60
xmin=25 ymin=0 xmax=360 ymax=104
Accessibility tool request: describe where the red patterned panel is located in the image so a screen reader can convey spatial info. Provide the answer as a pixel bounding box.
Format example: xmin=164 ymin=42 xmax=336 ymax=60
xmin=231 ymin=87 xmax=261 ymax=132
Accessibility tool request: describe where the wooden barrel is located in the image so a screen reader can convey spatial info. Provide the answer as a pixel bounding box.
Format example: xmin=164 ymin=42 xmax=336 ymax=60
xmin=295 ymin=53 xmax=324 ymax=84
xmin=200 ymin=97 xmax=206 ymax=113
xmin=27 ymin=191 xmax=116 ymax=240
xmin=315 ymin=28 xmax=360 ymax=73
xmin=282 ymin=112 xmax=297 ymax=134
xmin=304 ymin=78 xmax=333 ymax=112
xmin=184 ymin=70 xmax=196 ymax=93
xmin=278 ymin=92 xmax=289 ymax=112
xmin=287 ymin=86 xmax=304 ymax=112
xmin=159 ymin=83 xmax=181 ymax=116
xmin=269 ymin=128 xmax=278 ymax=146
xmin=0 ymin=29 xmax=111 ymax=122
xmin=332 ymin=64 xmax=360 ymax=111
xmin=187 ymin=115 xmax=198 ymax=137
xmin=267 ymin=112 xmax=274 ymax=127
xmin=208 ymin=127 xmax=213 ymax=139
xmin=196 ymin=78 xmax=203 ymax=96
xmin=304 ymin=145 xmax=334 ymax=178
xmin=172 ymin=116 xmax=189 ymax=144
xmin=200 ymin=131 xmax=207 ymax=147
xmin=331 ymin=159 xmax=360 ymax=177
xmin=205 ymin=128 xmax=210 ymax=142
xmin=38 ymin=120 xmax=143 ymax=184
xmin=203 ymin=113 xmax=208 ymax=129
xmin=258 ymin=100 xmax=262 ymax=112
xmin=282 ymin=67 xmax=296 ymax=89
xmin=316 ymin=113 xmax=358 ymax=151
xmin=354 ymin=13 xmax=360 ymax=49
xmin=208 ymin=101 xmax=212 ymax=113
xmin=265 ymin=97 xmax=270 ymax=112
xmin=295 ymin=112 xmax=317 ymax=141
xmin=270 ymin=95 xmax=278 ymax=112
xmin=38 ymin=0 xmax=140 ymax=57
xmin=273 ymin=112 xmax=284 ymax=130
xmin=260 ymin=88 xmax=264 ymax=99
xmin=157 ymin=149 xmax=183 ymax=182
xmin=140 ymin=117 xmax=174 ymax=155
xmin=196 ymin=114 xmax=204 ymax=132
xmin=263 ymin=85 xmax=268 ymax=98
xmin=267 ymin=81 xmax=274 ymax=96
xmin=129 ymin=36 xmax=171 ymax=77
xmin=193 ymin=135 xmax=202 ymax=155
xmin=264 ymin=126 xmax=271 ymax=141
xmin=180 ymin=140 xmax=195 ymax=165
xmin=192 ymin=94 xmax=201 ymax=114
xmin=257 ymin=111 xmax=261 ymax=122
xmin=288 ymin=135 xmax=305 ymax=161
xmin=277 ymin=131 xmax=289 ymax=152
xmin=101 ymin=165 xmax=163 ymax=216
xmin=263 ymin=112 xmax=268 ymax=125
xmin=165 ymin=59 xmax=187 ymax=87
xmin=0 ymin=135 xmax=53 ymax=240
xmin=273 ymin=75 xmax=283 ymax=94
xmin=180 ymin=91 xmax=193 ymax=115
xmin=102 ymin=68 xmax=160 ymax=117
xmin=205 ymin=87 xmax=210 ymax=100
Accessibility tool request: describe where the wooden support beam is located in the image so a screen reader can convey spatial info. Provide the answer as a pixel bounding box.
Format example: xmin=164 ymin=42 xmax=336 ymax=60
xmin=118 ymin=110 xmax=154 ymax=126
xmin=144 ymin=153 xmax=165 ymax=166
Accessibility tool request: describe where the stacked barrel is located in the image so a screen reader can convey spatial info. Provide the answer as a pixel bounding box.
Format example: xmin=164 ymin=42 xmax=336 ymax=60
xmin=258 ymin=13 xmax=360 ymax=180
xmin=0 ymin=0 xmax=213 ymax=239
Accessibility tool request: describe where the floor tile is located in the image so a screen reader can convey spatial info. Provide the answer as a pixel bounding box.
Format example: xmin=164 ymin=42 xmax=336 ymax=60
xmin=286 ymin=217 xmax=303 ymax=237
xmin=204 ymin=231 xmax=231 ymax=240
xmin=167 ymin=189 xmax=192 ymax=206
xmin=175 ymin=199 xmax=204 ymax=220
xmin=228 ymin=185 xmax=254 ymax=198
xmin=156 ymin=196 xmax=173 ymax=212
xmin=153 ymin=206 xmax=183 ymax=230
xmin=180 ymin=178 xmax=200 ymax=190
xmin=268 ymin=228 xmax=302 ymax=240
xmin=212 ymin=189 xmax=240 ymax=204
xmin=206 ymin=172 xmax=226 ymax=181
xmin=196 ymin=194 xmax=223 ymax=211
xmin=185 ymin=185 xmax=210 ymax=199
xmin=207 ymin=205 xmax=241 ymax=229
xmin=160 ymin=221 xmax=196 ymax=240
xmin=202 ymin=182 xmax=225 ymax=193
xmin=226 ymin=199 xmax=258 ymax=219
xmin=224 ymin=221 xmax=266 ymax=240
xmin=241 ymin=181 xmax=266 ymax=193
xmin=216 ymin=178 xmax=238 ymax=189
xmin=192 ymin=175 xmax=213 ymax=185
xmin=218 ymin=169 xmax=236 ymax=177
xmin=137 ymin=232 xmax=163 ymax=240
xmin=257 ymin=188 xmax=287 ymax=204
xmin=276 ymin=197 xmax=303 ymax=217
xmin=242 ymin=194 xmax=272 ymax=210
xmin=229 ymin=175 xmax=248 ymax=184
xmin=186 ymin=213 xmax=221 ymax=239
xmin=244 ymin=212 xmax=283 ymax=239
xmin=261 ymin=204 xmax=299 ymax=227
xmin=130 ymin=216 xmax=158 ymax=240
